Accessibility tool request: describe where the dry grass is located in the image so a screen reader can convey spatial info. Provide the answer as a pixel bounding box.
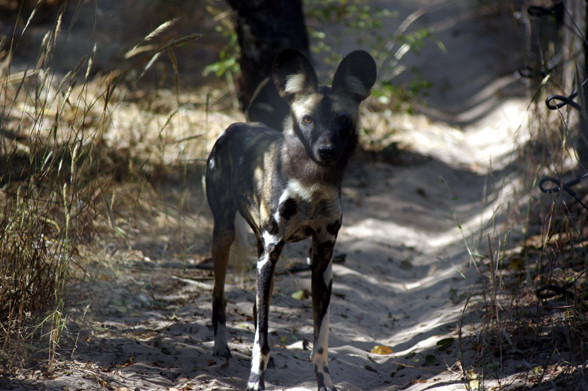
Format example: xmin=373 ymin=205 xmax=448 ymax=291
xmin=446 ymin=3 xmax=588 ymax=387
xmin=0 ymin=3 xmax=221 ymax=369
xmin=463 ymin=82 xmax=588 ymax=390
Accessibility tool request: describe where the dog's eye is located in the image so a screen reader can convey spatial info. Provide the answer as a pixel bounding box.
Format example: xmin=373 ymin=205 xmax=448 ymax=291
xmin=302 ymin=115 xmax=313 ymax=125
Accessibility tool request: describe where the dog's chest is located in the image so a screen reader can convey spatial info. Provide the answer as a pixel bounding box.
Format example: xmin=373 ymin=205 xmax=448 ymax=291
xmin=271 ymin=179 xmax=341 ymax=242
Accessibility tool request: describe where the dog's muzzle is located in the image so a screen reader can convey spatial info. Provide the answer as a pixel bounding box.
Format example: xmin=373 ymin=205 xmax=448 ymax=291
xmin=318 ymin=144 xmax=337 ymax=161
xmin=314 ymin=134 xmax=342 ymax=165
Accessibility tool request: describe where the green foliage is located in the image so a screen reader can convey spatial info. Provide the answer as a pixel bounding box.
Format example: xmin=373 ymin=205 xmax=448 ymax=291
xmin=203 ymin=0 xmax=442 ymax=111
xmin=202 ymin=4 xmax=241 ymax=78
xmin=373 ymin=69 xmax=432 ymax=112
xmin=308 ymin=1 xmax=395 ymax=32
xmin=202 ymin=21 xmax=240 ymax=78
xmin=305 ymin=0 xmax=443 ymax=109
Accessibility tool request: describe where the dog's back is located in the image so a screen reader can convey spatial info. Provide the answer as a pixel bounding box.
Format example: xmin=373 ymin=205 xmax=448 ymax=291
xmin=206 ymin=123 xmax=282 ymax=235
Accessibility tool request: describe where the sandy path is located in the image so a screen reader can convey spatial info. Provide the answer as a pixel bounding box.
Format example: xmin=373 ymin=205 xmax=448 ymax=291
xmin=28 ymin=99 xmax=526 ymax=391
xmin=1 ymin=2 xmax=532 ymax=391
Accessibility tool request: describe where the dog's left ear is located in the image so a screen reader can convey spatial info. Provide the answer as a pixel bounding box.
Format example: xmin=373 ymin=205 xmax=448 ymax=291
xmin=273 ymin=49 xmax=319 ymax=103
xmin=332 ymin=50 xmax=377 ymax=102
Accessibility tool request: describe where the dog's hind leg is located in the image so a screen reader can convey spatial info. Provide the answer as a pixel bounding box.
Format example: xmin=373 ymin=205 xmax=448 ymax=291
xmin=210 ymin=206 xmax=237 ymax=359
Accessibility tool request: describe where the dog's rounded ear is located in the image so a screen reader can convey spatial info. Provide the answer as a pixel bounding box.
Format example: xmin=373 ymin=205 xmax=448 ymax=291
xmin=273 ymin=49 xmax=318 ymax=102
xmin=332 ymin=50 xmax=377 ymax=102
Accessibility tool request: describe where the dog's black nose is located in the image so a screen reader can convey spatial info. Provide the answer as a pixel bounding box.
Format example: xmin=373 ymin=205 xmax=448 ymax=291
xmin=318 ymin=145 xmax=336 ymax=161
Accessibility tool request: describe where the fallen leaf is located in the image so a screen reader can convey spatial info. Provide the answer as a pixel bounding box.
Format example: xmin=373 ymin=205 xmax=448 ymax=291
xmin=291 ymin=289 xmax=309 ymax=300
xmin=370 ymin=345 xmax=393 ymax=355
xmin=410 ymin=379 xmax=427 ymax=385
xmin=466 ymin=370 xmax=479 ymax=389
xmin=121 ymin=356 xmax=134 ymax=368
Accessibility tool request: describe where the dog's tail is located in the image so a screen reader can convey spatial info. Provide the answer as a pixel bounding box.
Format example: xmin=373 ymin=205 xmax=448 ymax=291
xmin=229 ymin=213 xmax=250 ymax=284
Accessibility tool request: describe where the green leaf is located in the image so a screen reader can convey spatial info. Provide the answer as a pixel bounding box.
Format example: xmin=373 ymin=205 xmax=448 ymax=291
xmin=436 ymin=337 xmax=454 ymax=351
xmin=291 ymin=289 xmax=309 ymax=300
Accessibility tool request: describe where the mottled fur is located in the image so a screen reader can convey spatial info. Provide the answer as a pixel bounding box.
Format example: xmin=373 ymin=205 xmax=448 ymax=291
xmin=205 ymin=49 xmax=376 ymax=391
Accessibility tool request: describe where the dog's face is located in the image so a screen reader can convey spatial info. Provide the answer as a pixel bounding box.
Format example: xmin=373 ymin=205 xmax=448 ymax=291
xmin=288 ymin=87 xmax=356 ymax=166
xmin=273 ymin=50 xmax=377 ymax=167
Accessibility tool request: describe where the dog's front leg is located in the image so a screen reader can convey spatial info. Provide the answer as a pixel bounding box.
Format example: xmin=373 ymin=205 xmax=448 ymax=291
xmin=247 ymin=239 xmax=284 ymax=391
xmin=310 ymin=233 xmax=338 ymax=391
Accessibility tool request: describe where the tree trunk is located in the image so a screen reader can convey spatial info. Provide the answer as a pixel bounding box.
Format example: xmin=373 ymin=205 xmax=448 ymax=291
xmin=225 ymin=0 xmax=310 ymax=110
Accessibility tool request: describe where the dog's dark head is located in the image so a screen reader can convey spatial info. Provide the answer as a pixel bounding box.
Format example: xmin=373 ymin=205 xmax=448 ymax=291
xmin=273 ymin=50 xmax=377 ymax=167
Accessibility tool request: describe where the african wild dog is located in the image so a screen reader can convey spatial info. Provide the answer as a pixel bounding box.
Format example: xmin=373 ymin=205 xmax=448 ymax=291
xmin=205 ymin=49 xmax=376 ymax=391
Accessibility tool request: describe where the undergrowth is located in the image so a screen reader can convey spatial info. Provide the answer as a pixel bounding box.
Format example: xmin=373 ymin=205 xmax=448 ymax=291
xmin=0 ymin=2 xmax=201 ymax=369
xmin=1 ymin=7 xmax=105 ymax=367
xmin=204 ymin=0 xmax=441 ymax=113
xmin=460 ymin=2 xmax=588 ymax=389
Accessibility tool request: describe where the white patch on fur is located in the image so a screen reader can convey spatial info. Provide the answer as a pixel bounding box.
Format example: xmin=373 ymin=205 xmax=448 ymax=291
xmin=284 ymin=73 xmax=306 ymax=95
xmin=262 ymin=230 xmax=280 ymax=247
xmin=291 ymin=94 xmax=321 ymax=119
xmin=250 ymin=335 xmax=262 ymax=369
xmin=208 ymin=157 xmax=215 ymax=170
xmin=286 ymin=178 xmax=339 ymax=204
xmin=257 ymin=253 xmax=270 ymax=273
xmin=311 ymin=303 xmax=336 ymax=390
xmin=286 ymin=179 xmax=318 ymax=202
xmin=312 ymin=306 xmax=330 ymax=364
xmin=248 ymin=327 xmax=269 ymax=389
xmin=254 ymin=166 xmax=263 ymax=187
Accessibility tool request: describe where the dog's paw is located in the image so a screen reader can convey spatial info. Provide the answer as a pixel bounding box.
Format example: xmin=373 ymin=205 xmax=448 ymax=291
xmin=245 ymin=382 xmax=262 ymax=391
xmin=246 ymin=372 xmax=265 ymax=391
xmin=213 ymin=345 xmax=232 ymax=360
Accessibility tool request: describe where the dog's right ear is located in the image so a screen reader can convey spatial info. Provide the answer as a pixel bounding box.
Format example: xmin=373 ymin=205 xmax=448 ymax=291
xmin=273 ymin=49 xmax=318 ymax=103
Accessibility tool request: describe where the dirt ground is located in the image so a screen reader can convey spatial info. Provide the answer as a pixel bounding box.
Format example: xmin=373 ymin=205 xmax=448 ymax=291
xmin=3 ymin=1 xmax=571 ymax=390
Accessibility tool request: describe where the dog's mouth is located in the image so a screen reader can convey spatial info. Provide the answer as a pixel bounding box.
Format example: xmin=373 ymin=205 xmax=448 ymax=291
xmin=316 ymin=158 xmax=337 ymax=166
